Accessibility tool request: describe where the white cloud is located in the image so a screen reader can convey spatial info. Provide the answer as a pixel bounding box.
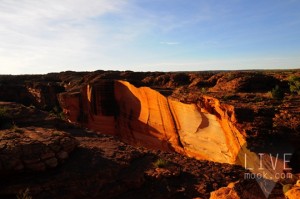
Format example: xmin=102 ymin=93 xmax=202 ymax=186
xmin=0 ymin=0 xmax=130 ymax=74
xmin=0 ymin=1 xmax=298 ymax=74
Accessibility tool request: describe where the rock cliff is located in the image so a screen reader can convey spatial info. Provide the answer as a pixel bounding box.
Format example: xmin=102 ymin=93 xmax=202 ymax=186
xmin=59 ymin=80 xmax=247 ymax=164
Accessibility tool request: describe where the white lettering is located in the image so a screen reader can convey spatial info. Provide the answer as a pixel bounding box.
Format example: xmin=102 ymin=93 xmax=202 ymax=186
xmin=258 ymin=153 xmax=264 ymax=170
xmin=244 ymin=154 xmax=253 ymax=170
xmin=284 ymin=153 xmax=292 ymax=170
xmin=270 ymin=153 xmax=279 ymax=170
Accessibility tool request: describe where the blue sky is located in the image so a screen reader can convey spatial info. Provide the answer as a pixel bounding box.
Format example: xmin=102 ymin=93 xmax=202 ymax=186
xmin=0 ymin=0 xmax=300 ymax=74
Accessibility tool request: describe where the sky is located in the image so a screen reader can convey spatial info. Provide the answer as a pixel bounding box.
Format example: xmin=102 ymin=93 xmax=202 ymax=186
xmin=0 ymin=0 xmax=300 ymax=74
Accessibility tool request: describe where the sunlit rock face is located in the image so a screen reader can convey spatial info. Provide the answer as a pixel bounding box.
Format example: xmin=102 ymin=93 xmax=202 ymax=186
xmin=169 ymin=100 xmax=233 ymax=163
xmin=59 ymin=80 xmax=247 ymax=164
xmin=114 ymin=81 xmax=181 ymax=152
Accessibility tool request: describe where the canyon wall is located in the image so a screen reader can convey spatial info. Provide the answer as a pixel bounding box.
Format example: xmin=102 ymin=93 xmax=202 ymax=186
xmin=59 ymin=80 xmax=250 ymax=164
xmin=59 ymin=79 xmax=292 ymax=175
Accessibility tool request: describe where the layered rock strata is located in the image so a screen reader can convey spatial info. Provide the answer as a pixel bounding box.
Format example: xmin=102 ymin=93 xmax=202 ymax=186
xmin=59 ymin=80 xmax=248 ymax=164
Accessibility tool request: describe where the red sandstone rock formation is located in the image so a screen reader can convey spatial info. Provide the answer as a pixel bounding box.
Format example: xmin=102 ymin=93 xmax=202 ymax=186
xmin=58 ymin=79 xmax=246 ymax=164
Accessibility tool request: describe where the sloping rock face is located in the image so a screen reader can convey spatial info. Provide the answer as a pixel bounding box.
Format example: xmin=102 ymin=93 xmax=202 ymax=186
xmin=59 ymin=80 xmax=246 ymax=164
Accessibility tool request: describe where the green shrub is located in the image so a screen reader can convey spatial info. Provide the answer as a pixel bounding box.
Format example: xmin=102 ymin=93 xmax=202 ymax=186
xmin=270 ymin=85 xmax=284 ymax=100
xmin=153 ymin=158 xmax=169 ymax=168
xmin=288 ymin=75 xmax=300 ymax=95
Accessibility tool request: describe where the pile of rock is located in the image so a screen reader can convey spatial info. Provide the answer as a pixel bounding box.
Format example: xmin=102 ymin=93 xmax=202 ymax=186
xmin=0 ymin=127 xmax=78 ymax=173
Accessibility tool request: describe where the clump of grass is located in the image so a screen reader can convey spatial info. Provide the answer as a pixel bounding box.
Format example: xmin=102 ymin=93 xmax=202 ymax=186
xmin=153 ymin=158 xmax=169 ymax=168
xmin=52 ymin=131 xmax=62 ymax=136
xmin=201 ymin=87 xmax=207 ymax=94
xmin=269 ymin=85 xmax=284 ymax=100
xmin=11 ymin=123 xmax=23 ymax=133
xmin=17 ymin=188 xmax=32 ymax=199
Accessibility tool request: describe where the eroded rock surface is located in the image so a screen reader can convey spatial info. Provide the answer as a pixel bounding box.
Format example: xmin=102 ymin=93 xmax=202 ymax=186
xmin=0 ymin=128 xmax=78 ymax=173
xmin=59 ymin=80 xmax=244 ymax=164
xmin=0 ymin=102 xmax=78 ymax=174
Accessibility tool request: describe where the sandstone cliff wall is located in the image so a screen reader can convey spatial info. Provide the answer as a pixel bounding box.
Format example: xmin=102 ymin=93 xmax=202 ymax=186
xmin=58 ymin=80 xmax=251 ymax=164
xmin=59 ymin=79 xmax=292 ymax=182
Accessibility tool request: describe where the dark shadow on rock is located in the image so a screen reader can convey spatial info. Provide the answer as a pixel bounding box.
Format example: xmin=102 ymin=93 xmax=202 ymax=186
xmin=197 ymin=111 xmax=209 ymax=131
xmin=0 ymin=146 xmax=132 ymax=199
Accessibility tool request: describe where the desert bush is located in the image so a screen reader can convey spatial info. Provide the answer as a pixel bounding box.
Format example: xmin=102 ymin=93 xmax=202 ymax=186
xmin=288 ymin=75 xmax=300 ymax=95
xmin=270 ymin=85 xmax=284 ymax=100
xmin=153 ymin=158 xmax=169 ymax=168
xmin=201 ymin=87 xmax=207 ymax=93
